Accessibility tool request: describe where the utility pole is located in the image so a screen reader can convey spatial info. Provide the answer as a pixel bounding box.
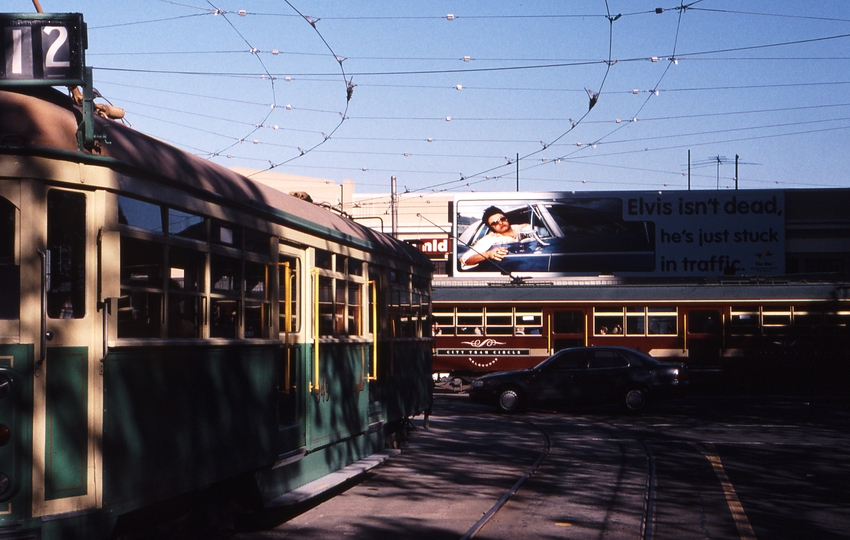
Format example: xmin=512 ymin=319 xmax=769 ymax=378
xmin=390 ymin=175 xmax=398 ymax=238
xmin=735 ymin=154 xmax=738 ymax=191
xmin=516 ymin=153 xmax=520 ymax=191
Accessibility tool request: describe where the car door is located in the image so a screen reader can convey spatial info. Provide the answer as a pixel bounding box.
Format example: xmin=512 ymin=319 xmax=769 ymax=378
xmin=581 ymin=349 xmax=632 ymax=403
xmin=535 ymin=349 xmax=589 ymax=404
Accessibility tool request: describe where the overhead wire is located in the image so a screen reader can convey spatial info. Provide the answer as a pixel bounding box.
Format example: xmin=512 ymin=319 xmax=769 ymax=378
xmin=83 ymin=1 xmax=850 ymax=194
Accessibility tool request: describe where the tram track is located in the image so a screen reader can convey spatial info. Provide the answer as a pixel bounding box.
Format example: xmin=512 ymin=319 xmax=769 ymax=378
xmin=466 ymin=413 xmax=659 ymax=540
xmin=459 ymin=417 xmax=551 ymax=540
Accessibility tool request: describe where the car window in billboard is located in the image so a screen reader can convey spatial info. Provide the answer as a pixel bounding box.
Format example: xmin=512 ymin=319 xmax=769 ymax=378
xmin=454 ymin=191 xmax=784 ymax=278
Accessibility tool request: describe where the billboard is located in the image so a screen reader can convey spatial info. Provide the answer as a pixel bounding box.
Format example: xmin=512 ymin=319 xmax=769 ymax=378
xmin=453 ymin=190 xmax=785 ymax=278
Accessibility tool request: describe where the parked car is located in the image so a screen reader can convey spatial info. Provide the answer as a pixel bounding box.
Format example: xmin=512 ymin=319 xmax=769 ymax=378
xmin=468 ymin=346 xmax=687 ymax=413
xmin=456 ymin=199 xmax=655 ymax=274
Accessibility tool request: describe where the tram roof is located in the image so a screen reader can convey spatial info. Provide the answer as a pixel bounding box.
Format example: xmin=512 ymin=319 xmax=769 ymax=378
xmin=0 ymin=88 xmax=427 ymax=266
xmin=432 ymin=280 xmax=850 ymax=303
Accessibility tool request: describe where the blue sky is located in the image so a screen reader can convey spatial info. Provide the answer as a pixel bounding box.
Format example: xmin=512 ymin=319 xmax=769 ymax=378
xmin=8 ymin=1 xmax=850 ymax=195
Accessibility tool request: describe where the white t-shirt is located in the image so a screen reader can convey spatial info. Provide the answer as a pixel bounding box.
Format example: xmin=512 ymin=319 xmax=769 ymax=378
xmin=460 ymin=224 xmax=527 ymax=269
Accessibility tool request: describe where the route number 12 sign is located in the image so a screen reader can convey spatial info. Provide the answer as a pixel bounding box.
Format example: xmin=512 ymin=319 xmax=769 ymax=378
xmin=1 ymin=13 xmax=86 ymax=87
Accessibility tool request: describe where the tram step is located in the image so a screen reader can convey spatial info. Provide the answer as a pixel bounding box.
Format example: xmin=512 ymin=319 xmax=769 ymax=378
xmin=265 ymin=449 xmax=401 ymax=507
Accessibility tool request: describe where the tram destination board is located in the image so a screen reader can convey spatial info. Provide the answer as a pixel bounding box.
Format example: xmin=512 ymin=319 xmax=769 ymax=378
xmin=1 ymin=13 xmax=86 ymax=87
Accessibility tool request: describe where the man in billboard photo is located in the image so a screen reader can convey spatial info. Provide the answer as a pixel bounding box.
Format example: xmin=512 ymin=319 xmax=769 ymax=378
xmin=459 ymin=206 xmax=531 ymax=270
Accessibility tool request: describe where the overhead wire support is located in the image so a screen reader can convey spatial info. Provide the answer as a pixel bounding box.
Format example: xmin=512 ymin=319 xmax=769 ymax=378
xmin=248 ymin=1 xmax=354 ymax=174
xmin=474 ymin=0 xmax=691 ymax=190
xmin=422 ymin=0 xmax=621 ymax=194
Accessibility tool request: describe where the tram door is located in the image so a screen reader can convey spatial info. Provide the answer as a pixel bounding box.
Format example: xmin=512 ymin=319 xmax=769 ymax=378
xmin=0 ymin=182 xmax=27 ymax=520
xmin=30 ymin=187 xmax=103 ymax=517
xmin=686 ymin=308 xmax=723 ymax=365
xmin=550 ymin=309 xmax=586 ymax=353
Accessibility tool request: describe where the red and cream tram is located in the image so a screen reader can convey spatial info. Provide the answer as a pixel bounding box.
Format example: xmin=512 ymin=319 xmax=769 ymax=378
xmin=433 ymin=280 xmax=850 ymax=379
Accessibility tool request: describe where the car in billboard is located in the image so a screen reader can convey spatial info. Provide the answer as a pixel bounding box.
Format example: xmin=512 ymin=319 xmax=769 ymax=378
xmin=456 ymin=198 xmax=655 ymax=274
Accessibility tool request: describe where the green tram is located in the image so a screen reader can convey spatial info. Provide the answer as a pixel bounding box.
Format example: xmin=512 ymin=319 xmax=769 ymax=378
xmin=0 ymin=88 xmax=433 ymax=539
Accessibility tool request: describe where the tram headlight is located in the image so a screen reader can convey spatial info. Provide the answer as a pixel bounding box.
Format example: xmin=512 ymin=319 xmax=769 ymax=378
xmin=0 ymin=474 xmax=9 ymax=496
xmin=0 ymin=424 xmax=9 ymax=446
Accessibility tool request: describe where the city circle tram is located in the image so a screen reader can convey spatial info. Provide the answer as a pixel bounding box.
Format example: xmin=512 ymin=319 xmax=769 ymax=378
xmin=0 ymin=87 xmax=432 ymax=537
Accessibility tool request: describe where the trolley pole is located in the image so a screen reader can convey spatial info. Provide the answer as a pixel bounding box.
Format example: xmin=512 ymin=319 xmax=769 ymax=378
xmin=516 ymin=153 xmax=520 ymax=192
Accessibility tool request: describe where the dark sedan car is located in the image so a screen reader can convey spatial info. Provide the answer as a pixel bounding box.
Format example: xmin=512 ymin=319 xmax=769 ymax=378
xmin=468 ymin=346 xmax=687 ymax=413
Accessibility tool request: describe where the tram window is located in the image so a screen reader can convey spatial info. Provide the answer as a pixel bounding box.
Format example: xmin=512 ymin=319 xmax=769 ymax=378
xmin=335 ymin=280 xmax=347 ymax=334
xmin=244 ymin=229 xmax=271 ymax=255
xmin=553 ymin=310 xmax=583 ymax=334
xmin=121 ymin=237 xmax=163 ymax=287
xmin=626 ymin=315 xmax=644 ymax=335
xmin=398 ymin=288 xmax=413 ymax=337
xmin=119 ymin=237 xmax=164 ymax=337
xmin=432 ymin=313 xmax=454 ymax=335
xmin=348 ymin=282 xmax=362 ymax=335
xmin=210 ymin=299 xmax=238 ymax=338
xmin=647 ymin=315 xmax=676 ymax=335
xmin=167 ymin=293 xmax=199 ymax=338
xmin=244 ymin=261 xmax=267 ymax=300
xmin=245 ymin=261 xmax=270 ymax=339
xmin=211 ymin=254 xmax=241 ymax=292
xmin=411 ymin=291 xmax=422 ymax=337
xmin=486 ymin=310 xmax=513 ymax=335
xmin=0 ymin=198 xmax=19 ymax=319
xmin=348 ymin=258 xmax=364 ymax=277
xmin=117 ymin=291 xmax=162 ymax=338
xmin=168 ymin=247 xmax=204 ymax=292
xmin=648 ymin=307 xmax=677 ymax=335
xmin=730 ymin=307 xmax=759 ymax=335
xmin=825 ymin=311 xmax=850 ymax=328
xmin=244 ymin=302 xmax=268 ymax=338
xmin=0 ymin=197 xmax=14 ymax=264
xmin=118 ymin=196 xmax=163 ymax=233
xmin=212 ymin=220 xmax=240 ymax=247
xmin=166 ymin=250 xmax=203 ymax=338
xmin=688 ymin=310 xmax=721 ymax=334
xmin=278 ymin=346 xmax=300 ymax=427
xmin=516 ymin=309 xmax=542 ymax=335
xmin=168 ymin=208 xmax=205 ymax=241
xmin=316 ymin=250 xmax=333 ymax=270
xmin=413 ymin=274 xmax=428 ymax=290
xmin=456 ymin=307 xmax=483 ymax=335
xmin=316 ymin=253 xmax=369 ymax=338
xmin=279 ymin=257 xmax=300 ymax=334
xmin=594 ymin=307 xmax=624 ymax=335
xmin=793 ymin=310 xmax=822 ymax=328
xmin=47 ymin=190 xmax=86 ymax=319
xmin=317 ymin=275 xmax=334 ymax=335
xmin=763 ymin=308 xmax=791 ymax=335
xmin=420 ymin=294 xmax=431 ymax=336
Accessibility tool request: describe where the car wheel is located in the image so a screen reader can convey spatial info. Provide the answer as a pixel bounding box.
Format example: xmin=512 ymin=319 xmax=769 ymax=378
xmin=623 ymin=388 xmax=649 ymax=412
xmin=497 ymin=387 xmax=524 ymax=413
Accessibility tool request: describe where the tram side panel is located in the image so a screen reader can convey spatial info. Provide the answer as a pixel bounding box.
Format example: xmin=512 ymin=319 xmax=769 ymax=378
xmin=101 ymin=344 xmax=278 ymax=512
